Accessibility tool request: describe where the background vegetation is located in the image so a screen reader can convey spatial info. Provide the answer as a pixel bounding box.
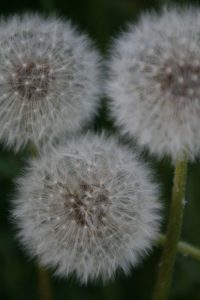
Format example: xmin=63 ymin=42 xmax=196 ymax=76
xmin=0 ymin=0 xmax=200 ymax=299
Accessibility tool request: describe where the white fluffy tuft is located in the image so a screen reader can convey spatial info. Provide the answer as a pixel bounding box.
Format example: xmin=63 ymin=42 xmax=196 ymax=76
xmin=0 ymin=14 xmax=101 ymax=151
xmin=12 ymin=133 xmax=161 ymax=283
xmin=107 ymin=7 xmax=200 ymax=162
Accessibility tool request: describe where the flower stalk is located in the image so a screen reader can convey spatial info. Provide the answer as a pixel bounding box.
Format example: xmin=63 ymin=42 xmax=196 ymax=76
xmin=37 ymin=265 xmax=53 ymax=300
xmin=158 ymin=234 xmax=200 ymax=262
xmin=153 ymin=155 xmax=188 ymax=300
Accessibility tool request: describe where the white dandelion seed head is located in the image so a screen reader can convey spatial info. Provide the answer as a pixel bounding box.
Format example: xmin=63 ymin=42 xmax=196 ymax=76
xmin=0 ymin=14 xmax=101 ymax=151
xmin=107 ymin=7 xmax=200 ymax=162
xmin=12 ymin=133 xmax=161 ymax=283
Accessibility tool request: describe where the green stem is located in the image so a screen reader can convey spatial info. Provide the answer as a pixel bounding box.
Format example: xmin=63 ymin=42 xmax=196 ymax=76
xmin=158 ymin=234 xmax=200 ymax=262
xmin=29 ymin=144 xmax=53 ymax=300
xmin=37 ymin=266 xmax=53 ymax=300
xmin=153 ymin=155 xmax=188 ymax=300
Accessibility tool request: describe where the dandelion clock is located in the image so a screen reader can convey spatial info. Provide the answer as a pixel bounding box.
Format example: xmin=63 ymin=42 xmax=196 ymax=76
xmin=107 ymin=7 xmax=200 ymax=161
xmin=12 ymin=134 xmax=161 ymax=283
xmin=0 ymin=15 xmax=101 ymax=151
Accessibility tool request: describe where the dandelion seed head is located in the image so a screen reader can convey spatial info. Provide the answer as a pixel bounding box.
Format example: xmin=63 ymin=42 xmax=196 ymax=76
xmin=12 ymin=134 xmax=161 ymax=283
xmin=0 ymin=15 xmax=101 ymax=151
xmin=107 ymin=7 xmax=200 ymax=161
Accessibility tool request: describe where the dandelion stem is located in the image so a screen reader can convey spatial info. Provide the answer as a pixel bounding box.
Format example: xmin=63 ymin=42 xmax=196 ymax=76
xmin=37 ymin=266 xmax=53 ymax=300
xmin=30 ymin=144 xmax=53 ymax=300
xmin=153 ymin=155 xmax=188 ymax=300
xmin=158 ymin=234 xmax=200 ymax=262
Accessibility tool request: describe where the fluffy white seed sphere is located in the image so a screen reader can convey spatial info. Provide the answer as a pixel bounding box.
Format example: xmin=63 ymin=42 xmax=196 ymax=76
xmin=12 ymin=133 xmax=161 ymax=283
xmin=107 ymin=7 xmax=200 ymax=161
xmin=0 ymin=14 xmax=101 ymax=151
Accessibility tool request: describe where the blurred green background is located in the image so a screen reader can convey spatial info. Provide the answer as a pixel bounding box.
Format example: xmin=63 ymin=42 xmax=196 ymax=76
xmin=0 ymin=0 xmax=200 ymax=299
